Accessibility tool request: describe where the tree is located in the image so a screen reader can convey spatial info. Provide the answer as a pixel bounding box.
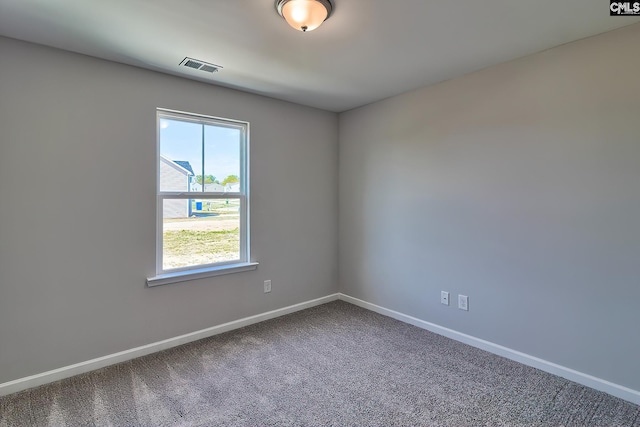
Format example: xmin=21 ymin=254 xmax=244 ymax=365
xmin=222 ymin=175 xmax=239 ymax=186
xmin=195 ymin=174 xmax=218 ymax=185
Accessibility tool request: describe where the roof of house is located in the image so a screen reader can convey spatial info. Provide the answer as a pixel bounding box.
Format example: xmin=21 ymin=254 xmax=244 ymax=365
xmin=174 ymin=160 xmax=195 ymax=175
xmin=160 ymin=155 xmax=195 ymax=176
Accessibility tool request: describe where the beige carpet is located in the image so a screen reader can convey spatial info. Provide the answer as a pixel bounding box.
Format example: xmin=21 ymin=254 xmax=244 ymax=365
xmin=1 ymin=301 xmax=639 ymax=426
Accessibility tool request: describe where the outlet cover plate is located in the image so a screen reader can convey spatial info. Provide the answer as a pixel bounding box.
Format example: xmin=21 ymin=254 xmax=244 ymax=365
xmin=441 ymin=291 xmax=449 ymax=305
xmin=458 ymin=294 xmax=468 ymax=311
xmin=264 ymin=280 xmax=272 ymax=293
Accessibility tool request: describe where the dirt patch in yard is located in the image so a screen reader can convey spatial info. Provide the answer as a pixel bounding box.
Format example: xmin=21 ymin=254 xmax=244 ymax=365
xmin=163 ymin=215 xmax=239 ymax=232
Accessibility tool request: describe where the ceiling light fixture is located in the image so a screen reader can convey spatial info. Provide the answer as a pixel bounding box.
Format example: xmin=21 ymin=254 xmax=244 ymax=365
xmin=275 ymin=0 xmax=334 ymax=32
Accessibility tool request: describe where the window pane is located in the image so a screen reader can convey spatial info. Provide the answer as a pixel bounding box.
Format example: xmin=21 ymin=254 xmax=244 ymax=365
xmin=162 ymin=198 xmax=241 ymax=270
xmin=159 ymin=118 xmax=202 ymax=192
xmin=204 ymin=124 xmax=241 ymax=192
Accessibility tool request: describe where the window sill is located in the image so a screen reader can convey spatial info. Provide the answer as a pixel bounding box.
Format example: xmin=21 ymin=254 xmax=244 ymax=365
xmin=147 ymin=262 xmax=259 ymax=287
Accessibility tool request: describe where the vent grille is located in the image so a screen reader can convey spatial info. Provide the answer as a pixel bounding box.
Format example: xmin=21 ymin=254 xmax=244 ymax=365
xmin=183 ymin=59 xmax=203 ymax=69
xmin=199 ymin=64 xmax=219 ymax=73
xmin=179 ymin=57 xmax=222 ymax=73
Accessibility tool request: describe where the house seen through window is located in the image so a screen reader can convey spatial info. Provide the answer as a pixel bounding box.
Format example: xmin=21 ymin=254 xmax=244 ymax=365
xmin=157 ymin=109 xmax=249 ymax=274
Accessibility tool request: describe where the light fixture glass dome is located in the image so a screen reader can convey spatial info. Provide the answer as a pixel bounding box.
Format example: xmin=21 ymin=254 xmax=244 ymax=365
xmin=276 ymin=0 xmax=333 ymax=32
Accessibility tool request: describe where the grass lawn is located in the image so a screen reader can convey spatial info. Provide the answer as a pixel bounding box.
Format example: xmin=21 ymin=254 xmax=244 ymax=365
xmin=163 ymin=213 xmax=240 ymax=269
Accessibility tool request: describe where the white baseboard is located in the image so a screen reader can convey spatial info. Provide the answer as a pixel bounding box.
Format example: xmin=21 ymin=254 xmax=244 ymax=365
xmin=0 ymin=293 xmax=340 ymax=397
xmin=3 ymin=292 xmax=639 ymax=406
xmin=339 ymin=293 xmax=640 ymax=406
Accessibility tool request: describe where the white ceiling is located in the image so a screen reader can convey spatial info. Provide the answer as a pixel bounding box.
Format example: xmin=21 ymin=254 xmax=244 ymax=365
xmin=0 ymin=0 xmax=638 ymax=112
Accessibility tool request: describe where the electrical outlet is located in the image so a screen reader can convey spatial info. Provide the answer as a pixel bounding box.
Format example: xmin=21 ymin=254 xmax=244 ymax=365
xmin=440 ymin=291 xmax=449 ymax=306
xmin=458 ymin=294 xmax=468 ymax=311
xmin=264 ymin=280 xmax=272 ymax=293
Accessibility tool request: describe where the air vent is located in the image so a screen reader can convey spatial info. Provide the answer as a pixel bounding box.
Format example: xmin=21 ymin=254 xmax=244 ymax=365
xmin=179 ymin=57 xmax=222 ymax=74
xmin=199 ymin=64 xmax=219 ymax=73
xmin=183 ymin=59 xmax=203 ymax=69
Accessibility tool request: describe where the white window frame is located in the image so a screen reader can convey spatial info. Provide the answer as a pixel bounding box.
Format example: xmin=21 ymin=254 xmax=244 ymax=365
xmin=147 ymin=108 xmax=257 ymax=287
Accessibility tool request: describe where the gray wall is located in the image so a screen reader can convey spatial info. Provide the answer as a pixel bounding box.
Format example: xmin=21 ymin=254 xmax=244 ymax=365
xmin=0 ymin=37 xmax=338 ymax=384
xmin=339 ymin=24 xmax=640 ymax=391
xmin=2 ymin=22 xmax=640 ymax=393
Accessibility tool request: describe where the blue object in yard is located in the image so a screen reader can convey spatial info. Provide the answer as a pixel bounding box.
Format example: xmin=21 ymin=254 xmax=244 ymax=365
xmin=196 ymin=201 xmax=203 ymax=210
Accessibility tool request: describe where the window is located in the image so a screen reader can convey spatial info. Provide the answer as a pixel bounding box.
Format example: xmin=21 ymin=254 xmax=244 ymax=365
xmin=148 ymin=109 xmax=256 ymax=286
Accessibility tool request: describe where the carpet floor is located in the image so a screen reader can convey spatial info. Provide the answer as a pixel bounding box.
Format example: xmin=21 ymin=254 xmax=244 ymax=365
xmin=1 ymin=300 xmax=639 ymax=426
